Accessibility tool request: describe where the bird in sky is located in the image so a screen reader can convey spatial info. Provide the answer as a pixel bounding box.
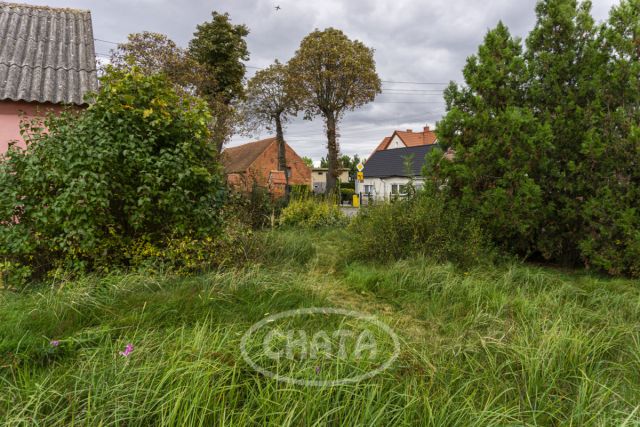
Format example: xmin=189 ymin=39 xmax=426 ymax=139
xmin=275 ymin=5 xmax=281 ymax=11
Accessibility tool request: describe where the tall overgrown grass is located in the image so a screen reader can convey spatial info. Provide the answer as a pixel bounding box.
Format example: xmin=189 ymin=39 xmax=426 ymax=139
xmin=349 ymin=191 xmax=494 ymax=268
xmin=1 ymin=228 xmax=639 ymax=425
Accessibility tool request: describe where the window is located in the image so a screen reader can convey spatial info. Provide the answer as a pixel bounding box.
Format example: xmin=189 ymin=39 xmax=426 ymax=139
xmin=364 ymin=185 xmax=374 ymax=195
xmin=391 ymin=184 xmax=399 ymax=195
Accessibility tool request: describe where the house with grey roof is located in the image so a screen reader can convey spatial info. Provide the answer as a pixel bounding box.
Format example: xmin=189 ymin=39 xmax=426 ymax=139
xmin=356 ymin=144 xmax=439 ymax=202
xmin=0 ymin=2 xmax=98 ymax=153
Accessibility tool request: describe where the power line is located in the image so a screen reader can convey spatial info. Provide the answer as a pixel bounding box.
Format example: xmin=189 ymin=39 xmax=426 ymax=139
xmin=94 ymin=38 xmax=119 ymax=45
xmin=382 ymin=88 xmax=444 ymax=92
xmin=92 ymin=38 xmax=452 ymax=88
xmin=283 ymin=120 xmax=443 ymax=140
xmin=382 ymin=80 xmax=448 ymax=85
xmin=379 ymin=93 xmax=444 ymax=97
xmin=242 ymin=62 xmax=450 ymax=85
xmin=279 ymin=112 xmax=442 ymax=136
xmin=372 ymin=101 xmax=444 ymax=104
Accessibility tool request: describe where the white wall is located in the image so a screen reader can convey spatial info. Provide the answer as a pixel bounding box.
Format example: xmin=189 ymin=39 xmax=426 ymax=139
xmin=313 ymin=169 xmax=351 ymax=194
xmin=387 ymin=135 xmax=405 ymax=149
xmin=356 ymin=177 xmax=425 ymax=201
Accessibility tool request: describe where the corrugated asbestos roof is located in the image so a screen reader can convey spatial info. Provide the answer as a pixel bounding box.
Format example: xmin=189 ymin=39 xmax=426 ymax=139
xmin=363 ymin=144 xmax=439 ymax=178
xmin=0 ymin=2 xmax=98 ymax=105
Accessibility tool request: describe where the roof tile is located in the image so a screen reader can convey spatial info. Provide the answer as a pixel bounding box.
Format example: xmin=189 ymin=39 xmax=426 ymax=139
xmin=374 ymin=127 xmax=438 ymax=152
xmin=222 ymin=137 xmax=276 ymax=174
xmin=363 ymin=144 xmax=438 ymax=178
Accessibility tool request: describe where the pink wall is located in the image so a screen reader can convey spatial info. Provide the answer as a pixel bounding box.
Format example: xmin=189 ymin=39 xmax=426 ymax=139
xmin=0 ymin=101 xmax=68 ymax=153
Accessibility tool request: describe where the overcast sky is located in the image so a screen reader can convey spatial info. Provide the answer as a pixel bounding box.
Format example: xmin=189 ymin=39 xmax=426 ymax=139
xmin=24 ymin=0 xmax=619 ymax=162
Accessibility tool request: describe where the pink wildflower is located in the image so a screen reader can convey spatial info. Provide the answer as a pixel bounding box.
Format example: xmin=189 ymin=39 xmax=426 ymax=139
xmin=120 ymin=344 xmax=134 ymax=357
xmin=50 ymin=340 xmax=60 ymax=347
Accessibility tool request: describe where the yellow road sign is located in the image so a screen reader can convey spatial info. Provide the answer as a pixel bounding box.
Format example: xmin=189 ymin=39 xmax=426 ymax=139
xmin=357 ymin=171 xmax=364 ymax=181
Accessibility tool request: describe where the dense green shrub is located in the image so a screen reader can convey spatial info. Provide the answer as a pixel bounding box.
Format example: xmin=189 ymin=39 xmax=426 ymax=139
xmin=349 ymin=189 xmax=493 ymax=268
xmin=340 ymin=182 xmax=355 ymax=190
xmin=279 ymin=199 xmax=346 ymax=228
xmin=340 ymin=188 xmax=355 ymax=203
xmin=0 ymin=67 xmax=226 ymax=281
xmin=125 ymin=215 xmax=252 ymax=274
xmin=431 ymin=0 xmax=640 ymax=276
xmin=226 ymin=185 xmax=284 ymax=230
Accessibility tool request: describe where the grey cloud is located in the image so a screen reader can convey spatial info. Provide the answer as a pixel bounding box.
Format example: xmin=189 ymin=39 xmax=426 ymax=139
xmin=24 ymin=0 xmax=619 ymax=160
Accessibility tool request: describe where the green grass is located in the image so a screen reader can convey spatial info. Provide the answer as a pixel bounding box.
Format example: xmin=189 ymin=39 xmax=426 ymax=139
xmin=1 ymin=228 xmax=640 ymax=426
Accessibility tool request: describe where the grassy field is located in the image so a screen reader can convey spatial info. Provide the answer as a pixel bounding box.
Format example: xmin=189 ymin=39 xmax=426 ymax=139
xmin=1 ymin=228 xmax=639 ymax=426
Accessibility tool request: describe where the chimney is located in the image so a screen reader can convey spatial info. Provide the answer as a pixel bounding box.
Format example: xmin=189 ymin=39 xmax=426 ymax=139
xmin=424 ymin=125 xmax=430 ymax=133
xmin=406 ymin=129 xmax=413 ymax=133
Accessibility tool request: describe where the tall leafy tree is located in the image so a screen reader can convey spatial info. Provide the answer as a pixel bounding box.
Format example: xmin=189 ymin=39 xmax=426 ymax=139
xmin=432 ymin=0 xmax=640 ymax=276
xmin=189 ymin=12 xmax=250 ymax=152
xmin=579 ymin=0 xmax=640 ymax=275
xmin=301 ymin=157 xmax=314 ymax=168
xmin=288 ymin=28 xmax=381 ymax=194
xmin=339 ymin=154 xmax=362 ymax=178
xmin=109 ymin=32 xmax=207 ymax=94
xmin=242 ymin=61 xmax=298 ymax=193
xmin=524 ymin=0 xmax=598 ymax=263
xmin=431 ymin=23 xmax=553 ymax=255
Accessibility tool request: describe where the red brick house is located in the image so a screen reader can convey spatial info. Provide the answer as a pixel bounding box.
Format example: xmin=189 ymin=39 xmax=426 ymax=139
xmin=0 ymin=3 xmax=98 ymax=153
xmin=222 ymin=137 xmax=311 ymax=197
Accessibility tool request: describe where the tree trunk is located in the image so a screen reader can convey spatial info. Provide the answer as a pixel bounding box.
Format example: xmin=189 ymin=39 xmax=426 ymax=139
xmin=209 ymin=99 xmax=233 ymax=154
xmin=275 ymin=114 xmax=290 ymax=199
xmin=325 ymin=113 xmax=339 ymax=196
xmin=212 ymin=122 xmax=228 ymax=154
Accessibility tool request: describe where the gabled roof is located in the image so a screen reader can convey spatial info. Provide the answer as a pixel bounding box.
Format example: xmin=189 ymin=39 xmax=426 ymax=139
xmin=374 ymin=127 xmax=438 ymax=152
xmin=374 ymin=137 xmax=391 ymax=151
xmin=363 ymin=144 xmax=439 ymax=178
xmin=222 ymin=137 xmax=276 ymax=173
xmin=0 ymin=2 xmax=99 ymax=105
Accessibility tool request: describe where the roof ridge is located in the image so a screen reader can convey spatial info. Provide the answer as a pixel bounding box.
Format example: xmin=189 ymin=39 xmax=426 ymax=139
xmin=1 ymin=63 xmax=98 ymax=73
xmin=0 ymin=2 xmax=91 ymax=14
xmin=224 ymin=137 xmax=276 ymax=152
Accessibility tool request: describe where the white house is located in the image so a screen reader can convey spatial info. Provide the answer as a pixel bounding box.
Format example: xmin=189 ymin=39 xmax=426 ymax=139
xmin=356 ymin=145 xmax=439 ymax=200
xmin=356 ymin=126 xmax=438 ymax=201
